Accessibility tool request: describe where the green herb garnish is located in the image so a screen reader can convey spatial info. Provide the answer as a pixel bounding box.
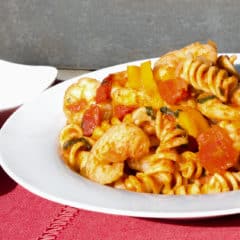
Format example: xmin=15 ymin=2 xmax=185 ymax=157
xmin=63 ymin=137 xmax=92 ymax=150
xmin=160 ymin=106 xmax=181 ymax=118
xmin=197 ymin=95 xmax=216 ymax=104
xmin=145 ymin=106 xmax=156 ymax=119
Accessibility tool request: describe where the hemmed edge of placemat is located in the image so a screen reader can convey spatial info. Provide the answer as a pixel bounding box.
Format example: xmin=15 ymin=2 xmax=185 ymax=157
xmin=37 ymin=205 xmax=80 ymax=240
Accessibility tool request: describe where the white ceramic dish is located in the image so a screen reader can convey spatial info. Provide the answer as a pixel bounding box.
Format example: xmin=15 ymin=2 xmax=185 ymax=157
xmin=1 ymin=57 xmax=240 ymax=219
xmin=0 ymin=59 xmax=57 ymax=111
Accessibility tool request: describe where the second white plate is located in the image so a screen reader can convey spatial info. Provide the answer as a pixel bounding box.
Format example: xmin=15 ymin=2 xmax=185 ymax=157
xmin=0 ymin=60 xmax=57 ymax=111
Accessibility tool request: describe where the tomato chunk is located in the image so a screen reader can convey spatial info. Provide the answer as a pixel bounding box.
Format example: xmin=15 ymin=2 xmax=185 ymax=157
xmin=114 ymin=105 xmax=136 ymax=120
xmin=197 ymin=125 xmax=238 ymax=173
xmin=158 ymin=78 xmax=189 ymax=105
xmin=82 ymin=104 xmax=102 ymax=136
xmin=96 ymin=76 xmax=112 ymax=103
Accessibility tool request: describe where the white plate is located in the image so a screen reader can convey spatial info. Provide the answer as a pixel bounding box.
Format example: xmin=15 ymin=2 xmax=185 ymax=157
xmin=1 ymin=57 xmax=240 ymax=219
xmin=0 ymin=59 xmax=57 ymax=111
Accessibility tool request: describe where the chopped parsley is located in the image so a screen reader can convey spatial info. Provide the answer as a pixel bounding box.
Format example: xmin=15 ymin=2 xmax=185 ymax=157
xmin=145 ymin=106 xmax=156 ymax=120
xmin=160 ymin=106 xmax=181 ymax=118
xmin=197 ymin=95 xmax=216 ymax=104
xmin=63 ymin=137 xmax=92 ymax=150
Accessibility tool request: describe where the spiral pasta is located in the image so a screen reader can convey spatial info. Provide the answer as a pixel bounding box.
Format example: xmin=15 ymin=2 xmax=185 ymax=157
xmin=59 ymin=123 xmax=93 ymax=170
xmin=127 ymin=150 xmax=187 ymax=195
xmin=180 ymin=58 xmax=238 ymax=102
xmin=127 ymin=150 xmax=177 ymax=174
xmin=173 ymin=181 xmax=202 ymax=195
xmin=59 ymin=41 xmax=240 ymax=195
xmin=201 ymin=172 xmax=240 ymax=193
xmin=114 ymin=173 xmax=162 ymax=194
xmin=179 ymin=151 xmax=204 ymax=180
xmin=155 ymin=110 xmax=188 ymax=151
xmin=217 ymin=55 xmax=240 ymax=78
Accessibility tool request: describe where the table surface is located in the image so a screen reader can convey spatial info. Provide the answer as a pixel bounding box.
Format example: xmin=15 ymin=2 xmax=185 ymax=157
xmin=1 ymin=70 xmax=240 ymax=240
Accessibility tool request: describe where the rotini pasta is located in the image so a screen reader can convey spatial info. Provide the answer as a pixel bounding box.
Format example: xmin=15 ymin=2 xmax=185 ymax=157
xmin=179 ymin=151 xmax=204 ymax=180
xmin=59 ymin=41 xmax=240 ymax=195
xmin=127 ymin=150 xmax=177 ymax=174
xmin=180 ymin=57 xmax=238 ymax=102
xmin=173 ymin=181 xmax=202 ymax=195
xmin=155 ymin=110 xmax=188 ymax=151
xmin=201 ymin=172 xmax=240 ymax=193
xmin=114 ymin=173 xmax=162 ymax=194
xmin=217 ymin=55 xmax=240 ymax=78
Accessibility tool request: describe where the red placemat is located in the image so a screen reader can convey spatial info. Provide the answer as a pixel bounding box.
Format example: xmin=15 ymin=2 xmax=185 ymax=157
xmin=1 ymin=85 xmax=240 ymax=240
xmin=1 ymin=165 xmax=240 ymax=240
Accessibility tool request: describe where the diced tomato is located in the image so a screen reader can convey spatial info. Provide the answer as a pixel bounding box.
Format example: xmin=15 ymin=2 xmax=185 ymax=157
xmin=158 ymin=78 xmax=189 ymax=105
xmin=96 ymin=71 xmax=127 ymax=104
xmin=82 ymin=104 xmax=102 ymax=136
xmin=96 ymin=75 xmax=113 ymax=103
xmin=66 ymin=99 xmax=87 ymax=112
xmin=197 ymin=125 xmax=238 ymax=173
xmin=114 ymin=105 xmax=136 ymax=120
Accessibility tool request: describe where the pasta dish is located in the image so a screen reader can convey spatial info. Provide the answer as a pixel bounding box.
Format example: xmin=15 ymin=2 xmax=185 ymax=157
xmin=59 ymin=41 xmax=240 ymax=195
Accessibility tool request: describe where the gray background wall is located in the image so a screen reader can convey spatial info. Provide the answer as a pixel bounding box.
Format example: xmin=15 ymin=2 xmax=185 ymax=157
xmin=1 ymin=0 xmax=240 ymax=69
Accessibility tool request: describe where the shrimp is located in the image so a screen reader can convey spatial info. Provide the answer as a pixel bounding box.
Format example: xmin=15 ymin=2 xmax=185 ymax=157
xmin=63 ymin=77 xmax=100 ymax=124
xmin=197 ymin=96 xmax=240 ymax=121
xmin=153 ymin=41 xmax=217 ymax=81
xmin=111 ymin=85 xmax=155 ymax=108
xmin=83 ymin=123 xmax=150 ymax=184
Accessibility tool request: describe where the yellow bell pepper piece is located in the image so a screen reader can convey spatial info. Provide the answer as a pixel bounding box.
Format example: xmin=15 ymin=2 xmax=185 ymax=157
xmin=140 ymin=61 xmax=163 ymax=108
xmin=177 ymin=107 xmax=209 ymax=138
xmin=126 ymin=65 xmax=141 ymax=89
